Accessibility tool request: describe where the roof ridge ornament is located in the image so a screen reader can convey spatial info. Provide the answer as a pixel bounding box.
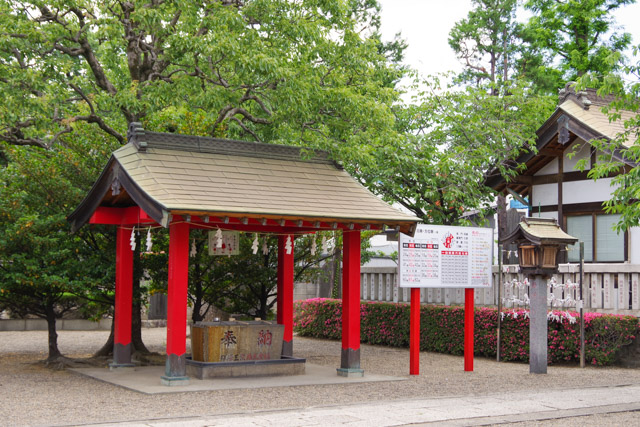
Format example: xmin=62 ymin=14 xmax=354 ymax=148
xmin=128 ymin=122 xmax=147 ymax=152
xmin=558 ymin=82 xmax=592 ymax=110
xmin=577 ymin=91 xmax=592 ymax=110
xmin=557 ymin=82 xmax=574 ymax=104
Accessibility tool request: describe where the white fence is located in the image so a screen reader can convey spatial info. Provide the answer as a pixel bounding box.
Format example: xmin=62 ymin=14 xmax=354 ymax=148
xmin=361 ymin=264 xmax=640 ymax=315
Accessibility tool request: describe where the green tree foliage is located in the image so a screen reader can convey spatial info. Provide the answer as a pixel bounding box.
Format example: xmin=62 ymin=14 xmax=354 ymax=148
xmin=448 ymin=0 xmax=521 ymax=86
xmin=444 ymin=0 xmax=637 ymax=235
xmin=577 ymin=50 xmax=640 ymax=231
xmin=0 ymin=0 xmax=402 ymax=355
xmin=362 ymin=77 xmax=555 ymax=225
xmin=0 ymin=0 xmax=400 ymax=165
xmin=523 ymin=0 xmax=635 ymax=91
xmin=0 ymin=128 xmax=118 ymax=361
xmin=446 ymin=0 xmax=555 ymax=234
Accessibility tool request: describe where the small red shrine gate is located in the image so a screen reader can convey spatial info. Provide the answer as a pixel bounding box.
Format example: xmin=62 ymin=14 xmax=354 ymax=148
xmin=69 ymin=123 xmax=418 ymax=385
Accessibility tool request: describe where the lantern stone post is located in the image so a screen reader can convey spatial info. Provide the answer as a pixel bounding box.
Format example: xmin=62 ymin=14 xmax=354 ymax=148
xmin=529 ymin=274 xmax=548 ymax=374
xmin=500 ymin=217 xmax=577 ymax=374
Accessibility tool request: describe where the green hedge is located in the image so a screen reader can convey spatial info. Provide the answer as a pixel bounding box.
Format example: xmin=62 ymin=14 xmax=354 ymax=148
xmin=293 ymin=298 xmax=639 ymax=366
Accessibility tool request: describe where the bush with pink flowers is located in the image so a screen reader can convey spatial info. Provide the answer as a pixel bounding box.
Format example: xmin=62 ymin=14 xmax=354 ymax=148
xmin=293 ymin=298 xmax=639 ymax=366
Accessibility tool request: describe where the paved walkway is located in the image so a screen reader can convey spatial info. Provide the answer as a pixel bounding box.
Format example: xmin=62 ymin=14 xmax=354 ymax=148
xmin=81 ymin=384 xmax=640 ymax=426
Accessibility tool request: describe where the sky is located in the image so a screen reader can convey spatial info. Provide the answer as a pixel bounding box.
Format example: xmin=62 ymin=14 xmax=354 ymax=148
xmin=377 ymin=0 xmax=640 ymax=81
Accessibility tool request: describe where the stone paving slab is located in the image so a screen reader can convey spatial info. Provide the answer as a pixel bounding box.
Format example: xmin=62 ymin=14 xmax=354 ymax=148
xmin=69 ymin=363 xmax=407 ymax=394
xmin=80 ymin=384 xmax=640 ymax=427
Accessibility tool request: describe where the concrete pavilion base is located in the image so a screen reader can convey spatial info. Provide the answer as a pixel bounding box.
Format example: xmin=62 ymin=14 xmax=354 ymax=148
xmin=186 ymin=356 xmax=306 ymax=379
xmin=160 ymin=375 xmax=190 ymax=386
xmin=69 ymin=363 xmax=406 ymax=395
xmin=108 ymin=363 xmax=136 ymax=371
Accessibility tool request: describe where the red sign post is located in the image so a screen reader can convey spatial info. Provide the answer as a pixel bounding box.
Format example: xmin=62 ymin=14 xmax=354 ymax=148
xmin=410 ymin=288 xmax=421 ymax=375
xmin=464 ymin=288 xmax=474 ymax=372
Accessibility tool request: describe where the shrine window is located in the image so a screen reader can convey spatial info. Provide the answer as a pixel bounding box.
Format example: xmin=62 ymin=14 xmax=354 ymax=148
xmin=566 ymin=213 xmax=625 ymax=262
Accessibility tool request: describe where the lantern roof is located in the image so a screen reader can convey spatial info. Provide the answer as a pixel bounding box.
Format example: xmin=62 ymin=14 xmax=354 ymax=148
xmin=500 ymin=217 xmax=578 ymax=246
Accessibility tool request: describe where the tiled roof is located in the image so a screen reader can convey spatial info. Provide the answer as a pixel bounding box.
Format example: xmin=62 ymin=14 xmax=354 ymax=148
xmin=519 ymin=217 xmax=578 ymax=243
xmin=69 ymin=124 xmax=419 ymax=233
xmin=501 ymin=217 xmax=578 ymax=245
xmin=559 ymin=99 xmax=636 ymax=147
xmin=485 ymin=87 xmax=638 ymax=193
xmin=114 ymin=142 xmax=416 ymax=222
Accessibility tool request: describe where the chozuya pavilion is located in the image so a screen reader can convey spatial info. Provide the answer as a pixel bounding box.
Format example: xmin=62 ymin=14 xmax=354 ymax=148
xmin=68 ymin=123 xmax=419 ymax=385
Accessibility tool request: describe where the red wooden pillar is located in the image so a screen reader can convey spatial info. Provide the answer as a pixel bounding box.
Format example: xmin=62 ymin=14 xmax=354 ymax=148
xmin=338 ymin=230 xmax=363 ymax=377
xmin=278 ymin=235 xmax=294 ymax=357
xmin=161 ymin=222 xmax=190 ymax=385
xmin=464 ymin=288 xmax=474 ymax=372
xmin=410 ymin=288 xmax=421 ymax=375
xmin=111 ymin=226 xmax=134 ymax=368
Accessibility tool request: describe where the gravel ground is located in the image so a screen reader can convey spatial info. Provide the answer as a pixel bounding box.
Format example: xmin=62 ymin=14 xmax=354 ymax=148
xmin=1 ymin=328 xmax=640 ymax=426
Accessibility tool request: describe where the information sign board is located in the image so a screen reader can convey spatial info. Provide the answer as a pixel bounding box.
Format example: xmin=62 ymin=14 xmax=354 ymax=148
xmin=208 ymin=230 xmax=240 ymax=256
xmin=399 ymin=224 xmax=493 ymax=288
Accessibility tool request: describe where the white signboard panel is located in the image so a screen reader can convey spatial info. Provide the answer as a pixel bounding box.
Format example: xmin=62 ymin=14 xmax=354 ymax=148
xmin=208 ymin=230 xmax=240 ymax=256
xmin=399 ymin=224 xmax=493 ymax=289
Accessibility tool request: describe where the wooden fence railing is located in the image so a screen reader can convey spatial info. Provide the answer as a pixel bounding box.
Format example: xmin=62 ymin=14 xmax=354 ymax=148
xmin=360 ymin=264 xmax=640 ymax=315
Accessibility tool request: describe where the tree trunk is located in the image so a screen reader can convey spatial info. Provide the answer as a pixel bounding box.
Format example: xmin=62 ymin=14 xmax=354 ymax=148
xmin=93 ymin=316 xmax=114 ymax=357
xmin=131 ymin=276 xmax=149 ymax=353
xmin=192 ymin=290 xmax=204 ymax=322
xmin=497 ymin=194 xmax=508 ymax=264
xmin=192 ymin=261 xmax=204 ymax=323
xmin=490 ymin=51 xmax=496 ymax=90
xmin=503 ymin=27 xmax=508 ymax=82
xmin=330 ymin=248 xmax=342 ymax=299
xmin=45 ymin=304 xmax=62 ymax=362
xmin=257 ymin=282 xmax=269 ymax=320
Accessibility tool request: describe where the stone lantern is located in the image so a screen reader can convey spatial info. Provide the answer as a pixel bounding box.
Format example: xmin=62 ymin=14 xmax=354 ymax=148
xmin=503 ymin=217 xmax=578 ymax=276
xmin=501 ymin=217 xmax=578 ymax=374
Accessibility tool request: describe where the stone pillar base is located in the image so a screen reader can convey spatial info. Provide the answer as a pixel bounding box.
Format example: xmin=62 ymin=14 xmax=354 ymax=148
xmin=161 ymin=353 xmax=189 ymax=386
xmin=160 ymin=376 xmax=190 ymax=386
xmin=165 ymin=353 xmax=186 ymax=376
xmin=281 ymin=340 xmax=293 ymax=357
xmin=113 ymin=342 xmax=133 ymax=366
xmin=337 ymin=368 xmax=364 ymax=377
xmin=340 ymin=348 xmax=360 ymax=369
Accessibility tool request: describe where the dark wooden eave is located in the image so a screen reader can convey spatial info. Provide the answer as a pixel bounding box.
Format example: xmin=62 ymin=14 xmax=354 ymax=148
xmin=67 ymin=156 xmax=167 ymax=233
xmin=484 ymin=105 xmax=635 ymax=198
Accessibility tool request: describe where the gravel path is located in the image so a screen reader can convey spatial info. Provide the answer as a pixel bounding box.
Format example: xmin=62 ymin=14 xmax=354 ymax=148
xmin=1 ymin=328 xmax=640 ymax=426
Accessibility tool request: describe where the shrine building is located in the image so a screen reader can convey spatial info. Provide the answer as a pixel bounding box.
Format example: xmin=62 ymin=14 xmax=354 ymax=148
xmin=68 ymin=123 xmax=419 ymax=385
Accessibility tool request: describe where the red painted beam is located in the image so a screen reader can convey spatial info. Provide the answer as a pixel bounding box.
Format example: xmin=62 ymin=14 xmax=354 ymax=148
xmin=166 ymin=222 xmax=190 ymax=358
xmin=410 ymin=288 xmax=420 ymax=375
xmin=277 ymin=235 xmax=295 ymax=356
xmin=89 ymin=206 xmax=154 ymax=225
xmin=188 ymin=223 xmax=321 ymax=235
xmin=172 ymin=215 xmax=382 ymax=233
xmin=113 ymin=226 xmax=133 ymax=365
xmin=464 ymin=288 xmax=475 ymax=372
